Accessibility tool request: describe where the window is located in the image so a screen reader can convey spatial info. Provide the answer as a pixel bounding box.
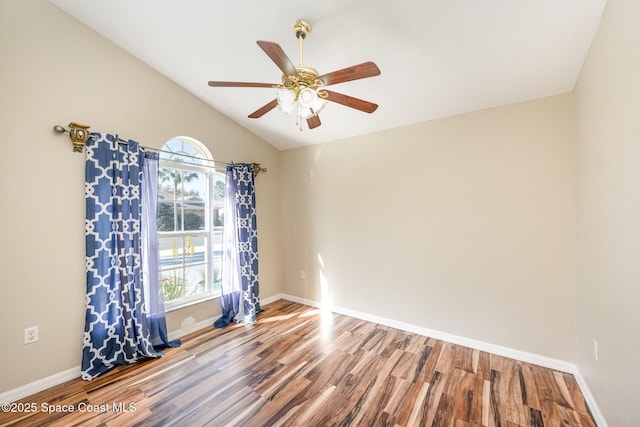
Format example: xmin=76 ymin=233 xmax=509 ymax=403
xmin=157 ymin=137 xmax=224 ymax=310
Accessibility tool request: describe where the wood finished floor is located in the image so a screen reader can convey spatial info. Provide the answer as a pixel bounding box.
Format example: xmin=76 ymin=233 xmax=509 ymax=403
xmin=0 ymin=300 xmax=596 ymax=427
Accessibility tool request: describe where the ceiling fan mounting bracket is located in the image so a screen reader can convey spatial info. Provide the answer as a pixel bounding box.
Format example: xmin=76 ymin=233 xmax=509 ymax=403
xmin=293 ymin=20 xmax=310 ymax=40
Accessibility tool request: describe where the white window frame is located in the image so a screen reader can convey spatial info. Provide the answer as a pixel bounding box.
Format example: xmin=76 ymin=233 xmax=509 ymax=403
xmin=157 ymin=137 xmax=224 ymax=311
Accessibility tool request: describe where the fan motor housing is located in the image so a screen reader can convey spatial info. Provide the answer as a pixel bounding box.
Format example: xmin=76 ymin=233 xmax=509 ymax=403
xmin=282 ymin=66 xmax=323 ymax=91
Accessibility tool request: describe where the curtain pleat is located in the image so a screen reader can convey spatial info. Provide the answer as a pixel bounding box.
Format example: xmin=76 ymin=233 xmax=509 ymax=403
xmin=214 ymin=163 xmax=261 ymax=328
xmin=141 ymin=152 xmax=181 ymax=350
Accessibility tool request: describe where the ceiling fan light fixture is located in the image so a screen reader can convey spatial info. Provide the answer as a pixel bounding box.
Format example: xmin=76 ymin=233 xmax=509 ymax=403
xmin=276 ymin=89 xmax=296 ymax=114
xmin=277 ymin=87 xmax=326 ymax=119
xmin=299 ymin=88 xmax=326 ymax=115
xmin=299 ymin=87 xmax=316 ymax=106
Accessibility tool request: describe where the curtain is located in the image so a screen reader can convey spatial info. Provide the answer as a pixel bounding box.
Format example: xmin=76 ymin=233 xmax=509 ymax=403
xmin=214 ymin=163 xmax=261 ymax=328
xmin=141 ymin=152 xmax=181 ymax=350
xmin=82 ymin=133 xmax=168 ymax=380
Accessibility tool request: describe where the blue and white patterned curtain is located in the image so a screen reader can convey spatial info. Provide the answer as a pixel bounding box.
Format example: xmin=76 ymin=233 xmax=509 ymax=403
xmin=82 ymin=133 xmax=163 ymax=380
xmin=214 ymin=163 xmax=261 ymax=328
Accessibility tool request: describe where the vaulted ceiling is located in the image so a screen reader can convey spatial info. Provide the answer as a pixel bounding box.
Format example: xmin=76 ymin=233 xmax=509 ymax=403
xmin=49 ymin=0 xmax=607 ymax=150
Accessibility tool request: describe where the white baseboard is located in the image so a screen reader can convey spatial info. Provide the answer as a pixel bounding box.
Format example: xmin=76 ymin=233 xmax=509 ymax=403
xmin=0 ymin=366 xmax=80 ymax=405
xmin=0 ymin=293 xmax=608 ymax=426
xmin=572 ymin=369 xmax=609 ymax=427
xmin=260 ymin=293 xmax=285 ymax=306
xmin=277 ymin=293 xmax=608 ymax=427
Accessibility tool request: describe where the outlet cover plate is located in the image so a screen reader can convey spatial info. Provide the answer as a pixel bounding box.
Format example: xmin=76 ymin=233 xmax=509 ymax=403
xmin=24 ymin=326 xmax=38 ymax=344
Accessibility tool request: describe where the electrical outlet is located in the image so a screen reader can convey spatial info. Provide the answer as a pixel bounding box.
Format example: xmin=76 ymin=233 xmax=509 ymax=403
xmin=300 ymin=270 xmax=306 ymax=280
xmin=592 ymin=338 xmax=598 ymax=361
xmin=24 ymin=326 xmax=38 ymax=344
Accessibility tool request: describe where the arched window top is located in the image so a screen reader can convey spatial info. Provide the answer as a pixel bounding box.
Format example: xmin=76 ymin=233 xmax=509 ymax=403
xmin=160 ymin=136 xmax=212 ymax=166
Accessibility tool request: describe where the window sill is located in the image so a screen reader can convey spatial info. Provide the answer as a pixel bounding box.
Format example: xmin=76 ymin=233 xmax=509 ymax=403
xmin=164 ymin=292 xmax=220 ymax=313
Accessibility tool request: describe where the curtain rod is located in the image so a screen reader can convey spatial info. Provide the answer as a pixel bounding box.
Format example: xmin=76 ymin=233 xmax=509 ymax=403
xmin=52 ymin=122 xmax=267 ymax=176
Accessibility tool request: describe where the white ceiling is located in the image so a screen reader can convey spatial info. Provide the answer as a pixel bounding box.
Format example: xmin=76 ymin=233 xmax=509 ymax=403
xmin=49 ymin=0 xmax=607 ymax=151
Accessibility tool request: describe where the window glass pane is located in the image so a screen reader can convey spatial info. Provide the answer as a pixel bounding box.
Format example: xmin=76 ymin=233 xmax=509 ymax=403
xmin=159 ymin=168 xmax=186 ymax=198
xmin=212 ymin=222 xmax=223 ymax=257
xmin=159 ymin=237 xmax=182 ymax=271
xmin=212 ymin=173 xmax=225 ymax=229
xmin=163 ymin=139 xmax=183 ymax=155
xmin=212 ymin=207 xmax=223 ymax=228
xmin=211 ymin=261 xmax=222 ymax=293
xmin=159 ymin=235 xmax=208 ymax=303
xmin=189 ymin=234 xmax=206 ymax=264
xmin=181 ymin=171 xmax=205 ymax=197
xmin=184 ymin=263 xmax=206 ymax=296
xmin=213 ymin=176 xmax=225 ymax=201
xmin=184 ymin=209 xmax=205 ymax=231
xmin=157 ymin=201 xmax=177 ymax=232
xmin=158 ymin=169 xmax=205 ymax=232
xmin=160 ymin=139 xmax=206 ymax=166
xmin=182 ymin=232 xmax=206 ymax=299
xmin=159 ymin=169 xmax=205 ymax=198
xmin=161 ymin=267 xmax=185 ymax=302
xmin=183 ymin=171 xmax=205 ymax=231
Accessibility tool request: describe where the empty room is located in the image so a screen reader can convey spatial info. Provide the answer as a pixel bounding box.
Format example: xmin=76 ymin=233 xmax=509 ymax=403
xmin=0 ymin=0 xmax=638 ymax=426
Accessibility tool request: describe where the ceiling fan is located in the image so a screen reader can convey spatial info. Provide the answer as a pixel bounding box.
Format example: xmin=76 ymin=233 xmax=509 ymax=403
xmin=208 ymin=20 xmax=381 ymax=131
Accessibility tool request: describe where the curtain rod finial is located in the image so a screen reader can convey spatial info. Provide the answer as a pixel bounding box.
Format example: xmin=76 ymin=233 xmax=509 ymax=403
xmin=53 ymin=122 xmax=91 ymax=152
xmin=252 ymin=162 xmax=267 ymax=177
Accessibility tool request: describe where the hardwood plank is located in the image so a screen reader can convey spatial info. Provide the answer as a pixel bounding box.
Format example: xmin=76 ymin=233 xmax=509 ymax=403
xmin=381 ymin=377 xmax=414 ymax=421
xmin=475 ymin=350 xmax=493 ymax=381
xmin=482 ymin=379 xmax=491 ymax=426
xmin=520 ymin=363 xmax=542 ymax=410
xmin=446 ymin=369 xmax=480 ymax=423
xmin=280 ymin=385 xmax=336 ymax=427
xmin=390 ymin=380 xmax=428 ymax=426
xmin=0 ymin=300 xmax=597 ymax=427
xmin=552 ymin=370 xmax=576 ymax=409
xmin=350 ymin=375 xmax=398 ymax=426
xmin=420 ymin=370 xmax=448 ymax=426
xmin=406 ymin=381 xmax=431 ymax=426
xmin=240 ymin=375 xmax=311 ymax=426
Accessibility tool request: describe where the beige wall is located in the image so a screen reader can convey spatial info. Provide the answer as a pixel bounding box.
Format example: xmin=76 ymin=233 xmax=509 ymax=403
xmin=574 ymin=0 xmax=640 ymax=424
xmin=0 ymin=0 xmax=281 ymax=393
xmin=281 ymin=94 xmax=576 ymax=361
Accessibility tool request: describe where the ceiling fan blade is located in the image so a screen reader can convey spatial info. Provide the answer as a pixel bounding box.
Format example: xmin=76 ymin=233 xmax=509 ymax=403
xmin=257 ymin=41 xmax=298 ymax=76
xmin=248 ymin=99 xmax=278 ymax=119
xmin=208 ymin=81 xmax=277 ymax=88
xmin=318 ymin=62 xmax=381 ymax=86
xmin=307 ymin=110 xmax=321 ymax=129
xmin=324 ymin=90 xmax=378 ymax=113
